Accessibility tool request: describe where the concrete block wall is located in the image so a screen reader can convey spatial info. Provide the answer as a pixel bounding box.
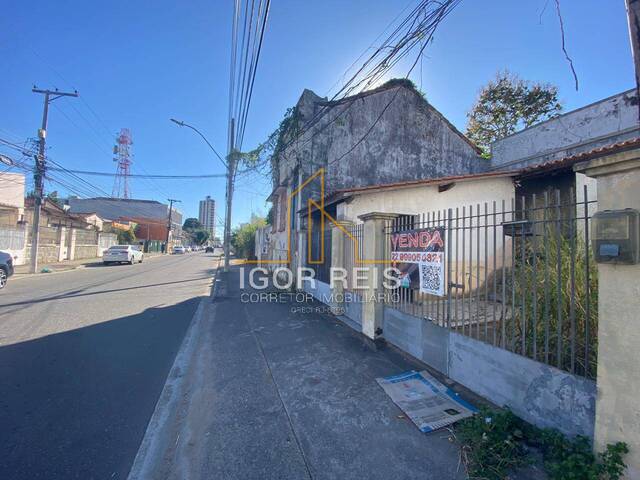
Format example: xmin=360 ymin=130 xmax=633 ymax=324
xmin=382 ymin=306 xmax=596 ymax=438
xmin=491 ymin=89 xmax=639 ymax=170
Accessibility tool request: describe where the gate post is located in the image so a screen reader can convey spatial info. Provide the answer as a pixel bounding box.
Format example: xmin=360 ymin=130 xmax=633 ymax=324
xmin=358 ymin=212 xmax=398 ymax=342
xmin=57 ymin=227 xmax=67 ymax=262
xmin=330 ymin=220 xmax=353 ymax=313
xmin=575 ymin=145 xmax=640 ymax=477
xmin=68 ymin=228 xmax=77 ymax=261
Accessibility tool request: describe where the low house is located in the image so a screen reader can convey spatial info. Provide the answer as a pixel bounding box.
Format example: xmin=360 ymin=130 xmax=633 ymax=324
xmin=24 ymin=197 xmax=92 ymax=230
xmin=255 ymin=87 xmax=639 ymax=441
xmin=67 ymin=197 xmax=183 ymax=244
xmin=491 ymin=88 xmax=640 ymax=205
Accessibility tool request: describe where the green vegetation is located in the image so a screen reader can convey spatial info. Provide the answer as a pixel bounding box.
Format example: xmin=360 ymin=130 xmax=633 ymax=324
xmin=231 ymin=215 xmax=266 ymax=260
xmin=182 ymin=218 xmax=210 ymax=246
xmin=457 ymin=407 xmax=628 ymax=480
xmin=508 ymin=229 xmax=598 ymax=378
xmin=466 ymin=71 xmax=562 ymax=153
xmin=116 ymin=227 xmax=136 ymax=244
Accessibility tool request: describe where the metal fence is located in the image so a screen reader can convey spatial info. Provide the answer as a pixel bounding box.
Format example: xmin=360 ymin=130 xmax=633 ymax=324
xmin=384 ymin=186 xmax=597 ymax=379
xmin=343 ymin=223 xmax=363 ymax=292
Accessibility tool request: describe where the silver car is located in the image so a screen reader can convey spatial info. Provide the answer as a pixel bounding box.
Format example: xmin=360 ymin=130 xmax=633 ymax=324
xmin=103 ymin=245 xmax=144 ymax=265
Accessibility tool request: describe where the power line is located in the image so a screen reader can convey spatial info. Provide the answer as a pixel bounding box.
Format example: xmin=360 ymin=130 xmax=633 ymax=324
xmin=271 ymin=0 xmax=461 ymax=177
xmin=46 ymin=167 xmax=227 ymax=179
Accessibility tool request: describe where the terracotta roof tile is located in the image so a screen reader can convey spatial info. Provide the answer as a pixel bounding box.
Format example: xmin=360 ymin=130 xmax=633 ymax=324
xmin=518 ymin=137 xmax=640 ymax=176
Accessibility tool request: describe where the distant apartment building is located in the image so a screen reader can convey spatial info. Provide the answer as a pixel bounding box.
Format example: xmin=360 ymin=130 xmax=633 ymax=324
xmin=198 ymin=196 xmax=216 ymax=238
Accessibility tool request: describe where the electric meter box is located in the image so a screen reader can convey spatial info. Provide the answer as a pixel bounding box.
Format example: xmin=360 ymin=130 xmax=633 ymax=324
xmin=592 ymin=209 xmax=640 ymax=264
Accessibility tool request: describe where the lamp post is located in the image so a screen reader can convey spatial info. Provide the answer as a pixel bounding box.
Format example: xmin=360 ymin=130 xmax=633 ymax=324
xmin=170 ymin=119 xmax=233 ymax=268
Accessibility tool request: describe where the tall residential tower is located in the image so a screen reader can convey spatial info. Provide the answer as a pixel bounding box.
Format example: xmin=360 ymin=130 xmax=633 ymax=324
xmin=198 ymin=196 xmax=216 ymax=239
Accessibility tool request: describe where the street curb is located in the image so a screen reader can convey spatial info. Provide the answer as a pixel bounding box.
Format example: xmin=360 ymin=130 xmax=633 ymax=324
xmin=11 ymin=253 xmax=167 ymax=281
xmin=126 ymin=256 xmax=219 ymax=480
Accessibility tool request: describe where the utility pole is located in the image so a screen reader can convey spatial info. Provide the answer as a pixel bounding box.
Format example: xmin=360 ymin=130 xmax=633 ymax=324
xmin=30 ymin=87 xmax=79 ymax=273
xmin=166 ymin=198 xmax=181 ymax=252
xmin=223 ymin=119 xmax=236 ymax=271
xmin=169 ymin=118 xmax=230 ymax=264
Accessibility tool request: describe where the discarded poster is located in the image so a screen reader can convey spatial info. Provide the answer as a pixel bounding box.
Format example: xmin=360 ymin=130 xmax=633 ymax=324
xmin=376 ymin=370 xmax=477 ymax=433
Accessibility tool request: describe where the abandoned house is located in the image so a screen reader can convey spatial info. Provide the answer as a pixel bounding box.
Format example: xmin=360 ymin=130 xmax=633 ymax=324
xmin=267 ymin=79 xmax=488 ymax=273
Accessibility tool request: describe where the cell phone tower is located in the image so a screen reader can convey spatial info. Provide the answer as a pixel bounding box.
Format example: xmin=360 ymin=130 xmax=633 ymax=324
xmin=112 ymin=128 xmax=133 ymax=198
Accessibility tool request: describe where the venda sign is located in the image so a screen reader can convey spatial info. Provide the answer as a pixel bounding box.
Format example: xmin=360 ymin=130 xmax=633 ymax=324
xmin=390 ymin=227 xmax=445 ymax=296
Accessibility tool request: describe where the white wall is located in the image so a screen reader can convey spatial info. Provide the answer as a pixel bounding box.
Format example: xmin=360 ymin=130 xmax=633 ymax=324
xmin=339 ymin=177 xmax=514 ymax=221
xmin=0 ymin=173 xmax=25 ymax=215
xmin=338 ymin=176 xmax=516 ymax=292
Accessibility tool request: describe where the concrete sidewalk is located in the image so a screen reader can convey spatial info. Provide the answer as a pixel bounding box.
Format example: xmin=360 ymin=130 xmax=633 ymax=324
xmin=129 ymin=265 xmax=470 ymax=480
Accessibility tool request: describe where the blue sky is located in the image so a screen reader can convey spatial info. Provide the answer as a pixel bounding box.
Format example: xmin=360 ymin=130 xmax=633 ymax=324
xmin=0 ymin=0 xmax=633 ymax=227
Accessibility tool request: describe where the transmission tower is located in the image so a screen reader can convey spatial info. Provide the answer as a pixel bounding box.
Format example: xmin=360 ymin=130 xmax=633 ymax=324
xmin=112 ymin=128 xmax=133 ymax=198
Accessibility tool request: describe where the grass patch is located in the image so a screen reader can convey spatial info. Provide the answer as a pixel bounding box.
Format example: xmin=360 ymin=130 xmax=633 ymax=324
xmin=456 ymin=407 xmax=628 ymax=480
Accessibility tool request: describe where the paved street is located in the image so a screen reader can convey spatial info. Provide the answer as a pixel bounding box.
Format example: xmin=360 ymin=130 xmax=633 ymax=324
xmin=0 ymin=253 xmax=215 ymax=480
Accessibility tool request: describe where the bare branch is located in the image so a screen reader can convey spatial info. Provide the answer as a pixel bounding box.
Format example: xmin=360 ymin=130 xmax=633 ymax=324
xmin=554 ymin=0 xmax=579 ymax=90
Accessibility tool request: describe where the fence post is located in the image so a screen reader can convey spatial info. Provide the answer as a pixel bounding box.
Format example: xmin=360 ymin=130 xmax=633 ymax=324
xmin=358 ymin=212 xmax=398 ymax=342
xmin=57 ymin=227 xmax=67 ymax=262
xmin=97 ymin=233 xmax=104 ymax=257
xmin=330 ymin=220 xmax=353 ymax=313
xmin=68 ymin=228 xmax=77 ymax=261
xmin=575 ymin=146 xmax=640 ymax=477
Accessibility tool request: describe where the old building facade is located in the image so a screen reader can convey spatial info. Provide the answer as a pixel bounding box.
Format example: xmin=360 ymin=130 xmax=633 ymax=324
xmin=267 ymin=79 xmax=488 ymax=272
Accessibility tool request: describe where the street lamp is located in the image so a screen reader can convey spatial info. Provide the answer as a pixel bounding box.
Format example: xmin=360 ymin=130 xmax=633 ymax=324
xmin=169 ymin=118 xmax=227 ymax=168
xmin=170 ymin=118 xmax=234 ymax=269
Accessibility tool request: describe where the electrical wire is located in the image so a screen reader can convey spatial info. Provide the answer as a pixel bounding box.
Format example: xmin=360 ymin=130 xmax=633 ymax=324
xmin=274 ymin=0 xmax=461 ymax=160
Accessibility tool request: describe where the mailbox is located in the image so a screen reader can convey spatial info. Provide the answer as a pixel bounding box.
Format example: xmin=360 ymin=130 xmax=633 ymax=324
xmin=592 ymin=209 xmax=640 ymax=264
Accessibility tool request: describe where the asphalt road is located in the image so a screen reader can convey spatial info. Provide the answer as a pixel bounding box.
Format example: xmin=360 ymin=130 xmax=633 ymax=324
xmin=0 ymin=253 xmax=215 ymax=480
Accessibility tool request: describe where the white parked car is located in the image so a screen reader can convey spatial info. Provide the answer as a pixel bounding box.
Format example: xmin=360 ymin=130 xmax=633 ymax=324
xmin=103 ymin=245 xmax=144 ymax=265
xmin=172 ymin=246 xmax=186 ymax=254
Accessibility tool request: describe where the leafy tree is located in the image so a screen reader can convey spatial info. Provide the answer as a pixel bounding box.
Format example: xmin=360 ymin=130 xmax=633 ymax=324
xmin=466 ymin=71 xmax=562 ymax=153
xmin=117 ymin=227 xmax=136 ymax=244
xmin=231 ymin=216 xmax=266 ymax=259
xmin=266 ymin=205 xmax=274 ymax=226
xmin=183 ymin=218 xmax=202 ymax=231
xmin=191 ymin=229 xmax=210 ymax=246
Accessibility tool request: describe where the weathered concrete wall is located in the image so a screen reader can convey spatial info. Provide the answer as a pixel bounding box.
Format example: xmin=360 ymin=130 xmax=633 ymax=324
xmin=384 ymin=307 xmax=449 ymax=374
xmin=492 ymin=89 xmax=639 ymax=169
xmin=575 ymin=148 xmax=640 ymax=478
xmin=448 ymin=331 xmax=596 ymax=438
xmin=308 ymin=282 xmax=596 ymax=437
xmin=276 ymin=84 xmax=486 ymax=195
xmin=322 ymin=86 xmax=486 ymax=190
xmin=24 ymin=244 xmax=59 ymax=265
xmin=303 ymin=279 xmax=331 ymax=303
xmin=73 ymin=244 xmax=99 ymax=260
xmin=343 ymin=293 xmax=363 ymax=326
xmin=381 ymin=306 xmax=595 ymax=437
